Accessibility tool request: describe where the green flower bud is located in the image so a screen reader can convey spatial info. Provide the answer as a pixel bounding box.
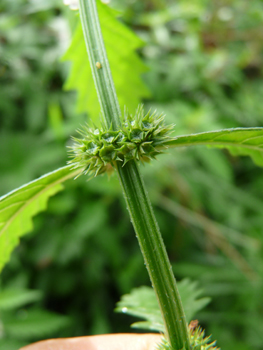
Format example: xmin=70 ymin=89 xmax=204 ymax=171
xmin=129 ymin=128 xmax=145 ymax=143
xmin=101 ymin=131 xmax=119 ymax=143
xmin=99 ymin=145 xmax=117 ymax=164
xmin=86 ymin=141 xmax=99 ymax=155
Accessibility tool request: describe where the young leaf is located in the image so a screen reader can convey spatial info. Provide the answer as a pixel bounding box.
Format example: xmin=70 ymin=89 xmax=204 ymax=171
xmin=167 ymin=128 xmax=263 ymax=166
xmin=62 ymin=1 xmax=151 ymax=121
xmin=116 ymin=279 xmax=210 ymax=333
xmin=0 ymin=166 xmax=80 ymax=273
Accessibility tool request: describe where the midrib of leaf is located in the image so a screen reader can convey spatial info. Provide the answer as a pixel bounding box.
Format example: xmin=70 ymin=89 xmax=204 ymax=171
xmin=173 ymin=141 xmax=263 ymax=150
xmin=0 ymin=167 xmax=80 ymax=238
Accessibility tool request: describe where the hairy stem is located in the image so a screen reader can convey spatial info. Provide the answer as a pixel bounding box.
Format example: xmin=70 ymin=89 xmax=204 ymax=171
xmin=78 ymin=1 xmax=190 ymax=349
xmin=78 ymin=0 xmax=121 ymax=130
xmin=116 ymin=161 xmax=190 ymax=350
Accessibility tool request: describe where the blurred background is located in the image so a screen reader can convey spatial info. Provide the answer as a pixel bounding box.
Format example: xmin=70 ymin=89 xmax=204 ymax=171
xmin=1 ymin=0 xmax=263 ymax=349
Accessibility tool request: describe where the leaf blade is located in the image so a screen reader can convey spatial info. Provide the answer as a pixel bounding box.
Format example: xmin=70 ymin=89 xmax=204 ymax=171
xmin=167 ymin=128 xmax=263 ymax=166
xmin=0 ymin=165 xmax=80 ymax=273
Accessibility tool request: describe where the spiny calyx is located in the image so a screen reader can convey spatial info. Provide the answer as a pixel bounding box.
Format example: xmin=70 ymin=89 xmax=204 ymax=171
xmin=158 ymin=321 xmax=219 ymax=350
xmin=68 ymin=106 xmax=175 ymax=177
xmin=188 ymin=324 xmax=219 ymax=350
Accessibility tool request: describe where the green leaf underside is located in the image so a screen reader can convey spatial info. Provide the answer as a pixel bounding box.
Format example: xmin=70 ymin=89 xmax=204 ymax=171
xmin=168 ymin=128 xmax=263 ymax=167
xmin=62 ymin=1 xmax=151 ymax=121
xmin=116 ymin=279 xmax=210 ymax=333
xmin=0 ymin=165 xmax=80 ymax=273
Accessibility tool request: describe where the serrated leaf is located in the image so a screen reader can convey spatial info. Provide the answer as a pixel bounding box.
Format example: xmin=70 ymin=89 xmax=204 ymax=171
xmin=176 ymin=279 xmax=210 ymax=322
xmin=117 ymin=286 xmax=165 ymax=333
xmin=0 ymin=166 xmax=80 ymax=273
xmin=3 ymin=309 xmax=70 ymax=339
xmin=168 ymin=128 xmax=263 ymax=166
xmin=0 ymin=289 xmax=42 ymax=310
xmin=62 ymin=1 xmax=151 ymax=121
xmin=116 ymin=279 xmax=210 ymax=333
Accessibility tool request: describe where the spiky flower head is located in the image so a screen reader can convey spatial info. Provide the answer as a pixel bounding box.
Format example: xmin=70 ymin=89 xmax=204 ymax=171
xmin=68 ymin=105 xmax=176 ymax=178
xmin=157 ymin=321 xmax=220 ymax=350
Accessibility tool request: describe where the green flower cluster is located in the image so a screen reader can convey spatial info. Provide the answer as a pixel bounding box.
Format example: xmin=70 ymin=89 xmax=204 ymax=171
xmin=68 ymin=106 xmax=175 ymax=177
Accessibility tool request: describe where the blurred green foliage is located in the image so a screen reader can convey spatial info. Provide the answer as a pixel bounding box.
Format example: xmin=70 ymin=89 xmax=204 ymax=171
xmin=1 ymin=1 xmax=263 ymax=349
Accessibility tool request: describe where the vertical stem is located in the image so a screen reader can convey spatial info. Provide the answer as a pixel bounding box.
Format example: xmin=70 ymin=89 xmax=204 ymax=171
xmin=78 ymin=1 xmax=190 ymax=349
xmin=116 ymin=161 xmax=190 ymax=350
xmin=78 ymin=0 xmax=121 ymax=130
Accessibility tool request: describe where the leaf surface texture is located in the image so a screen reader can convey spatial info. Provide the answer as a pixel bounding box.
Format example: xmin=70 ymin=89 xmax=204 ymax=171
xmin=169 ymin=128 xmax=263 ymax=166
xmin=0 ymin=166 xmax=79 ymax=272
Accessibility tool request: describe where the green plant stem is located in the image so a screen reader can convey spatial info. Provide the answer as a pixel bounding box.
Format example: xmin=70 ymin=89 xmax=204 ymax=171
xmin=116 ymin=161 xmax=190 ymax=350
xmin=78 ymin=1 xmax=190 ymax=349
xmin=78 ymin=0 xmax=121 ymax=130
